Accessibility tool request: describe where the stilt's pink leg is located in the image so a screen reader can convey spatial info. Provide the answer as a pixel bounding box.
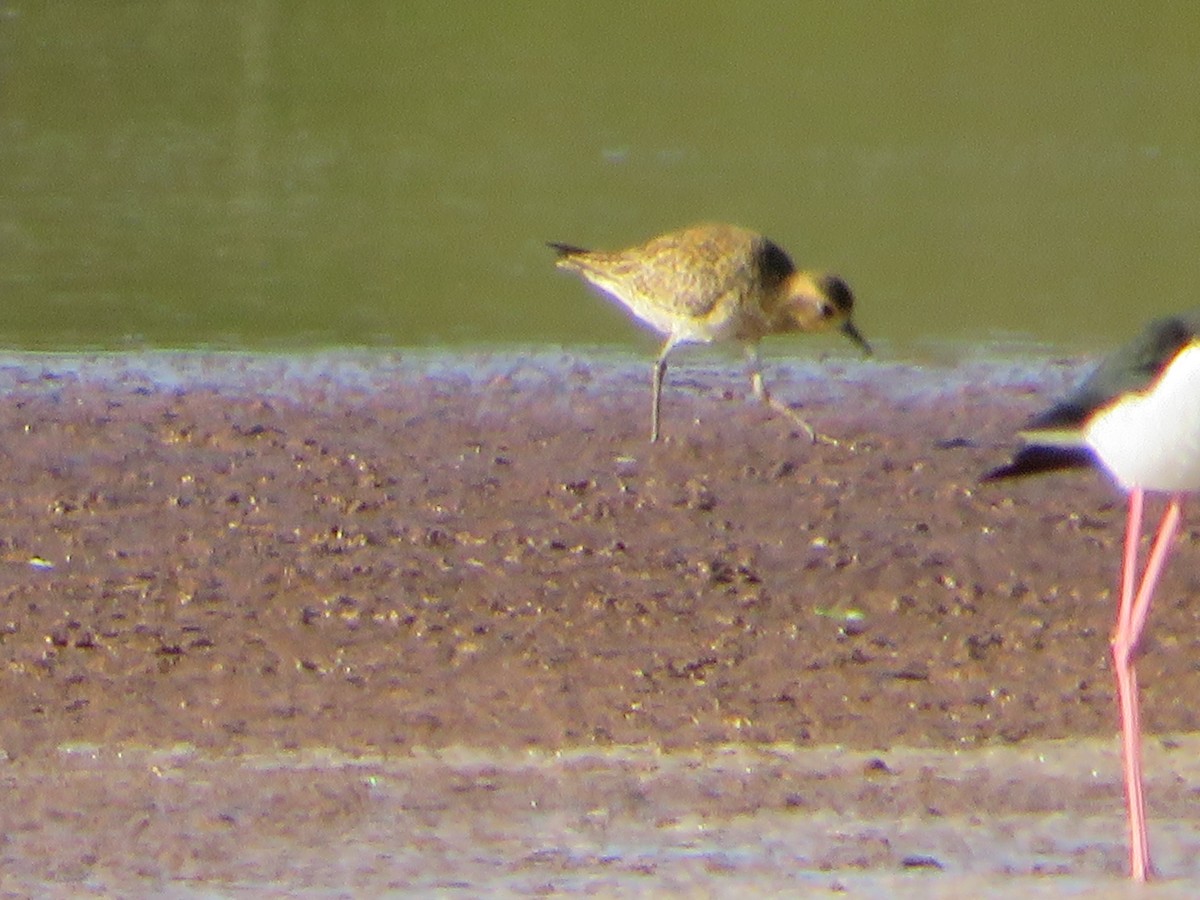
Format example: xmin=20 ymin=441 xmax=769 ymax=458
xmin=1117 ymin=488 xmax=1144 ymax=639
xmin=1113 ymin=488 xmax=1148 ymax=880
xmin=1128 ymin=496 xmax=1183 ymax=648
xmin=1111 ymin=489 xmax=1184 ymax=882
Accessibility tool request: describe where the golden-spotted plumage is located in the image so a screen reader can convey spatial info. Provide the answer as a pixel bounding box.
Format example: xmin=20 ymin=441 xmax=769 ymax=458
xmin=549 ymin=223 xmax=869 ymax=442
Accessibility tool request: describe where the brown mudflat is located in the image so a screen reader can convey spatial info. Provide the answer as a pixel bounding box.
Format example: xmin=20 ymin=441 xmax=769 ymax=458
xmin=2 ymin=351 xmax=1200 ymax=891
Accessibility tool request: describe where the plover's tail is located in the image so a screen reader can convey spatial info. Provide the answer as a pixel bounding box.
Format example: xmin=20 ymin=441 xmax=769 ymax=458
xmin=547 ymin=241 xmax=589 ymax=258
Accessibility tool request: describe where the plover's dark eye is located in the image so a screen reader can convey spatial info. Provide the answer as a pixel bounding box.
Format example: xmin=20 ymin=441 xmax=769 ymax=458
xmin=820 ymin=303 xmax=835 ymax=319
xmin=820 ymin=275 xmax=855 ymax=313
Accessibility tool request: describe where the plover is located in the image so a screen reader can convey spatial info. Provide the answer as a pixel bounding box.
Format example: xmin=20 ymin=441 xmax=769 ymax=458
xmin=549 ymin=222 xmax=870 ymax=443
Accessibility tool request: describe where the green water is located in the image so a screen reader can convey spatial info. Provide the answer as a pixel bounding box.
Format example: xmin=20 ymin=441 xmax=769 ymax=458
xmin=2 ymin=2 xmax=1200 ymax=354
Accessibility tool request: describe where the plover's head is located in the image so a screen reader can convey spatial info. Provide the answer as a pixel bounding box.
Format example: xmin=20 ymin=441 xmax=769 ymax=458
xmin=778 ymin=272 xmax=871 ymax=355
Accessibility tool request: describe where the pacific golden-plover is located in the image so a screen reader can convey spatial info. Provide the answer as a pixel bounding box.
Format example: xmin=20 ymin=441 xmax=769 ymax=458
xmin=549 ymin=222 xmax=870 ymax=443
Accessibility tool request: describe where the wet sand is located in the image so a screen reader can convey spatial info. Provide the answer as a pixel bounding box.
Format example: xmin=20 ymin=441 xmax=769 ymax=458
xmin=1 ymin=351 xmax=1199 ymax=894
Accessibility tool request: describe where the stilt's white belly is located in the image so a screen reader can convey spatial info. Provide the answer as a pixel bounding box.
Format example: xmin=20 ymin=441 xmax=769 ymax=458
xmin=1085 ymin=343 xmax=1200 ymax=491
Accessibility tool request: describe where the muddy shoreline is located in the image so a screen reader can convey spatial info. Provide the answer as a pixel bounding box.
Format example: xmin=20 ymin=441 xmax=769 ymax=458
xmin=1 ymin=351 xmax=1198 ymax=891
xmin=5 ymin=351 xmax=1198 ymax=758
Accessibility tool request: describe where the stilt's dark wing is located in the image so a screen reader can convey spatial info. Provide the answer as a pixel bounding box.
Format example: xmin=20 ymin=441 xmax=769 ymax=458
xmin=1027 ymin=311 xmax=1200 ymax=431
xmin=981 ymin=445 xmax=1095 ymax=482
xmin=982 ymin=309 xmax=1200 ymax=483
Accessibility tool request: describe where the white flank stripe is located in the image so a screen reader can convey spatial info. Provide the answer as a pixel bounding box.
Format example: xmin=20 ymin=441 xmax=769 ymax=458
xmin=1085 ymin=342 xmax=1200 ymax=491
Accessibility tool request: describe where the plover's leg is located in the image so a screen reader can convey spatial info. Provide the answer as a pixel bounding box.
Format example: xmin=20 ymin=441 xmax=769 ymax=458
xmin=651 ymin=341 xmax=675 ymax=443
xmin=744 ymin=344 xmax=836 ymax=444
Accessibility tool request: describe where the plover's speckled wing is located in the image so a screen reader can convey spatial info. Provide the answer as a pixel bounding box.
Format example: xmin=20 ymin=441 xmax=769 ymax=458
xmin=553 ymin=224 xmax=778 ymax=329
